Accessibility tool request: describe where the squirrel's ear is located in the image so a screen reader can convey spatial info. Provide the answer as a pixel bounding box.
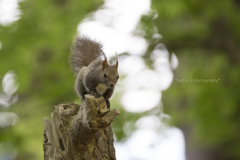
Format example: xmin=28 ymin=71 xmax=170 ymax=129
xmin=115 ymin=52 xmax=118 ymax=69
xmin=102 ymin=60 xmax=109 ymax=70
xmin=102 ymin=51 xmax=108 ymax=62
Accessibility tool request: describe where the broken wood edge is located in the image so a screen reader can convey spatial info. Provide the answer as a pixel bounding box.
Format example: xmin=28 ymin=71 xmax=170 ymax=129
xmin=43 ymin=95 xmax=120 ymax=160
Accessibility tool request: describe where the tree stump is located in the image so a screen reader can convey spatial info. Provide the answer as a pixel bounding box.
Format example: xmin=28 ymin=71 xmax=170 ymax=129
xmin=43 ymin=94 xmax=120 ymax=160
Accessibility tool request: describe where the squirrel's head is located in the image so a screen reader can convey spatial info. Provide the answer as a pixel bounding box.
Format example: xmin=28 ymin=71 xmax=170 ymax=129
xmin=100 ymin=54 xmax=119 ymax=89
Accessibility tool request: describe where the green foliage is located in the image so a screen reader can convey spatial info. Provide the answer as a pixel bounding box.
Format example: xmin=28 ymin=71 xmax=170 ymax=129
xmin=145 ymin=0 xmax=240 ymax=159
xmin=1 ymin=0 xmax=240 ymax=159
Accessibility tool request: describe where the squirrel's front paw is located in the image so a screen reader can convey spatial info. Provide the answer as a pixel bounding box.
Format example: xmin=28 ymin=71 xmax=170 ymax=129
xmin=91 ymin=91 xmax=101 ymax=98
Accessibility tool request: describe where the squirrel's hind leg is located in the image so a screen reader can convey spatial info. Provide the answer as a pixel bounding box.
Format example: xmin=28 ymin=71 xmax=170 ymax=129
xmin=106 ymin=100 xmax=110 ymax=108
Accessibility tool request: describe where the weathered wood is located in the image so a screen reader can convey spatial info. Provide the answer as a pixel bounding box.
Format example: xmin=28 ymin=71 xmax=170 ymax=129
xmin=43 ymin=94 xmax=120 ymax=160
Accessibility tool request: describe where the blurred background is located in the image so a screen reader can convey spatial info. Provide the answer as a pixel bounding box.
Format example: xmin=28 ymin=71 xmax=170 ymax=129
xmin=0 ymin=0 xmax=240 ymax=160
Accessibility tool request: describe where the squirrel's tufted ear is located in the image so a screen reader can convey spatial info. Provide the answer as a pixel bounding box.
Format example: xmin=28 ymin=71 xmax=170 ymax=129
xmin=102 ymin=60 xmax=109 ymax=70
xmin=115 ymin=52 xmax=118 ymax=69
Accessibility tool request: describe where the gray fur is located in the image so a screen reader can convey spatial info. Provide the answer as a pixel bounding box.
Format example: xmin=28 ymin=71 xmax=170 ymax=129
xmin=70 ymin=36 xmax=119 ymax=101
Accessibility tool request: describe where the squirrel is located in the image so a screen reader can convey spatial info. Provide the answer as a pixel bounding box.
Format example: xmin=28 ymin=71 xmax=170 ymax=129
xmin=70 ymin=36 xmax=119 ymax=106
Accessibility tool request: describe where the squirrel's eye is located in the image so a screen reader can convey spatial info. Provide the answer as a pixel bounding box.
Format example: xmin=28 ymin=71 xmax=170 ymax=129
xmin=104 ymin=73 xmax=107 ymax=77
xmin=117 ymin=76 xmax=119 ymax=79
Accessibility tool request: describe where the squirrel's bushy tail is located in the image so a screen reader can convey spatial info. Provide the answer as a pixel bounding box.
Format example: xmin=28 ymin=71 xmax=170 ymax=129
xmin=70 ymin=36 xmax=105 ymax=75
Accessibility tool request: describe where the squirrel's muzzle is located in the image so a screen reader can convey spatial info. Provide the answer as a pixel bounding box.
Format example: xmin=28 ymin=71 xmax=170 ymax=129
xmin=109 ymin=83 xmax=115 ymax=89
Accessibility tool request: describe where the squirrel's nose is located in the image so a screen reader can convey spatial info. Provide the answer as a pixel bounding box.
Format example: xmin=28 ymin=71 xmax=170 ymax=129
xmin=109 ymin=83 xmax=114 ymax=88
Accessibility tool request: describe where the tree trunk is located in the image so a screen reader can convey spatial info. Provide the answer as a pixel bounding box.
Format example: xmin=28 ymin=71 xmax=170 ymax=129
xmin=43 ymin=94 xmax=120 ymax=160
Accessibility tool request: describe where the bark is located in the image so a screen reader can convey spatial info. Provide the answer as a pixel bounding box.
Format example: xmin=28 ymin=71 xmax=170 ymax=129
xmin=43 ymin=94 xmax=120 ymax=160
